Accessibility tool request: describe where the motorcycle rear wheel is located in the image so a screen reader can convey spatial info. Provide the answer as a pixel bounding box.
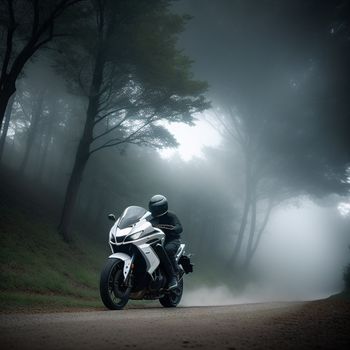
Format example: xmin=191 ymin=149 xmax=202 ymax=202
xmin=159 ymin=279 xmax=183 ymax=307
xmin=100 ymin=258 xmax=131 ymax=310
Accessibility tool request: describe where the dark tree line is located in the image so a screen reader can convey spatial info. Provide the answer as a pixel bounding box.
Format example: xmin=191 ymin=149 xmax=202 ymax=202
xmin=56 ymin=0 xmax=209 ymax=241
xmin=0 ymin=0 xmax=84 ymax=129
xmin=0 ymin=0 xmax=209 ymax=242
xmin=180 ymin=0 xmax=350 ymax=269
xmin=1 ymin=0 xmax=350 ymax=277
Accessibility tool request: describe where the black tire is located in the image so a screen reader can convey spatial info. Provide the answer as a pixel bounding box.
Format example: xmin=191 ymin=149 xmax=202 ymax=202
xmin=100 ymin=258 xmax=131 ymax=310
xmin=159 ymin=278 xmax=183 ymax=308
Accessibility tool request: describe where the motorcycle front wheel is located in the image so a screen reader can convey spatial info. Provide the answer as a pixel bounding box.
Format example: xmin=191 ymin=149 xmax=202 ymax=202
xmin=100 ymin=258 xmax=131 ymax=310
xmin=159 ymin=278 xmax=183 ymax=307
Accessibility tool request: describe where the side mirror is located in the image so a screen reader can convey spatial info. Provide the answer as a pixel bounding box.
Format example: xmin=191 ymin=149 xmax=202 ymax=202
xmin=108 ymin=213 xmax=116 ymax=222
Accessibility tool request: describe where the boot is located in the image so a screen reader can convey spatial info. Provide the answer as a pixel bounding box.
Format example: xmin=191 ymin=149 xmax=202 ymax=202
xmin=154 ymin=243 xmax=178 ymax=290
xmin=167 ymin=274 xmax=178 ymax=290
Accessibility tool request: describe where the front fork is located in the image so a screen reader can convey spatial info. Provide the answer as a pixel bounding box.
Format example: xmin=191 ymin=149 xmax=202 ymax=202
xmin=124 ymin=254 xmax=135 ymax=287
xmin=108 ymin=252 xmax=134 ymax=281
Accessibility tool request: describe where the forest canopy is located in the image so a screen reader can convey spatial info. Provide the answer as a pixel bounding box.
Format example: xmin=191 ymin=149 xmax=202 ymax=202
xmin=1 ymin=0 xmax=350 ymax=284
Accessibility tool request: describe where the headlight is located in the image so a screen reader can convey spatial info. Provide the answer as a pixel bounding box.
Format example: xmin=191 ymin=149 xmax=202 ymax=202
xmin=125 ymin=230 xmax=144 ymax=241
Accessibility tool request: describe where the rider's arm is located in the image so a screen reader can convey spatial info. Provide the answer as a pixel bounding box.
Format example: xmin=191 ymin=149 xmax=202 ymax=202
xmin=168 ymin=212 xmax=183 ymax=234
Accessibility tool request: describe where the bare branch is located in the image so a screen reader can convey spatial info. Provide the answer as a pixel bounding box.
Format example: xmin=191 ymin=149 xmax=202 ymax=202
xmin=32 ymin=0 xmax=83 ymax=45
xmin=212 ymin=109 xmax=239 ymax=141
xmin=251 ymin=197 xmax=275 ymax=255
xmin=17 ymin=99 xmax=31 ymax=120
xmin=89 ymin=111 xmax=159 ymax=155
xmin=5 ymin=0 xmax=83 ymax=88
xmin=227 ymin=106 xmax=247 ymax=145
xmin=92 ymin=113 xmax=129 ymax=141
xmin=31 ymin=0 xmax=39 ymax=37
xmin=0 ymin=0 xmax=16 ymax=88
xmin=93 ymin=107 xmax=128 ymax=125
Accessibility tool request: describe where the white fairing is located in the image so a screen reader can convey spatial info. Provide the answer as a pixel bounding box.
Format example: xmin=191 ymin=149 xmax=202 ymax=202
xmin=108 ymin=252 xmax=133 ymax=279
xmin=109 ymin=222 xmax=132 ymax=240
xmin=137 ymin=244 xmax=160 ymax=275
xmin=131 ymin=221 xmax=154 ymax=236
xmin=108 ymin=207 xmax=185 ymax=280
xmin=108 ymin=212 xmax=153 ymax=241
xmin=131 ymin=226 xmax=164 ymax=275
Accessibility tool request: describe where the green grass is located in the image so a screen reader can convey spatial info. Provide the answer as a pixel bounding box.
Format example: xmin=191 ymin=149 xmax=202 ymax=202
xmin=0 ymin=197 xmax=108 ymax=312
xmin=0 ymin=291 xmax=103 ymax=313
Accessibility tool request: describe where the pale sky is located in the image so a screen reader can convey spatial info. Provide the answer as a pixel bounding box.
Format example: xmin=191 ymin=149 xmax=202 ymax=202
xmin=159 ymin=115 xmax=221 ymax=161
xmin=338 ymin=202 xmax=350 ymax=217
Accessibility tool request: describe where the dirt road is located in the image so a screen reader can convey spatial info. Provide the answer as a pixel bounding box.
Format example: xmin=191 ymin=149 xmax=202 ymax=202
xmin=1 ymin=300 xmax=349 ymax=350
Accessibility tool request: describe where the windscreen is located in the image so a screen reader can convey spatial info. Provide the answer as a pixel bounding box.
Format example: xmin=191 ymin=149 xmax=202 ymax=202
xmin=118 ymin=206 xmax=147 ymax=229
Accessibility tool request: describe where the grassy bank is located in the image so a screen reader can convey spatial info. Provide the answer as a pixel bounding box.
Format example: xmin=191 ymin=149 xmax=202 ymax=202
xmin=0 ymin=189 xmax=109 ymax=313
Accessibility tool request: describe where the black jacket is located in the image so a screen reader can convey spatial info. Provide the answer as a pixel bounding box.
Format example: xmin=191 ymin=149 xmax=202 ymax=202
xmin=150 ymin=211 xmax=183 ymax=240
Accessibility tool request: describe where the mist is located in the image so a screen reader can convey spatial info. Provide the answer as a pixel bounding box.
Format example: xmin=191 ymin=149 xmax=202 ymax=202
xmin=1 ymin=0 xmax=350 ymax=309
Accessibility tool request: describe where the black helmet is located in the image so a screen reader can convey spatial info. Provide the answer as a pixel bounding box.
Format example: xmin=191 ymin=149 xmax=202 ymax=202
xmin=149 ymin=194 xmax=168 ymax=217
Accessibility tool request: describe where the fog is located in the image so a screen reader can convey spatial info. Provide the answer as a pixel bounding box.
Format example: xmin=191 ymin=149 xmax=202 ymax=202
xmin=159 ymin=117 xmax=221 ymax=161
xmin=1 ymin=0 xmax=350 ymax=305
xmin=181 ymin=199 xmax=349 ymax=306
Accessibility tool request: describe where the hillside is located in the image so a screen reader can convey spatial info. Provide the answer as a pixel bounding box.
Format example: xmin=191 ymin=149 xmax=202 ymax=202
xmin=0 ymin=178 xmax=110 ymax=313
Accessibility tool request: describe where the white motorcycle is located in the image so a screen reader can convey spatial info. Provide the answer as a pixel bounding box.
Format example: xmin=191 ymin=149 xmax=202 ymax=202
xmin=99 ymin=206 xmax=193 ymax=310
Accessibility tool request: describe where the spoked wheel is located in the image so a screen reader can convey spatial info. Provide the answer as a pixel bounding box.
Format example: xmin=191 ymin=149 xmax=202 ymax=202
xmin=159 ymin=278 xmax=183 ymax=308
xmin=100 ymin=259 xmax=131 ymax=310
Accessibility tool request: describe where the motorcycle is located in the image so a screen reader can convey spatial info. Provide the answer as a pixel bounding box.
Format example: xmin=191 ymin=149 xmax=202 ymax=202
xmin=99 ymin=205 xmax=193 ymax=310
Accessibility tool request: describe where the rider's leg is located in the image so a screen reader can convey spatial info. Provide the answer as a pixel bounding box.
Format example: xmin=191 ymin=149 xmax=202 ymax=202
xmin=164 ymin=239 xmax=181 ymax=289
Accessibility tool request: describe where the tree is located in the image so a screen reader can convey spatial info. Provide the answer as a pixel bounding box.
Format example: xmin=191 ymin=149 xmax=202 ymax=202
xmin=18 ymin=87 xmax=46 ymax=173
xmin=209 ymin=108 xmax=278 ymax=269
xmin=36 ymin=95 xmax=57 ymax=181
xmin=0 ymin=0 xmax=84 ymax=130
xmin=186 ymin=0 xmax=350 ymax=269
xmin=57 ymin=0 xmax=209 ymax=242
xmin=0 ymin=92 xmax=15 ymax=159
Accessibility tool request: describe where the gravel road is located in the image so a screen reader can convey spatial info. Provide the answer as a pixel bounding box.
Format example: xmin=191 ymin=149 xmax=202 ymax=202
xmin=1 ymin=299 xmax=349 ymax=350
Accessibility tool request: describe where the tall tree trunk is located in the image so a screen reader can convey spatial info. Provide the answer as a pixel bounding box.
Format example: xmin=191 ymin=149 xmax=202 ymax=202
xmin=38 ymin=107 xmax=55 ymax=181
xmin=0 ymin=0 xmax=83 ymax=129
xmin=50 ymin=133 xmax=70 ymax=188
xmin=0 ymin=82 xmax=16 ymax=129
xmin=244 ymin=183 xmax=257 ymax=267
xmin=38 ymin=131 xmax=51 ymax=182
xmin=58 ymin=140 xmax=90 ymax=242
xmin=0 ymin=52 xmax=32 ymax=129
xmin=244 ymin=197 xmax=274 ymax=268
xmin=0 ymin=93 xmax=15 ymax=161
xmin=228 ymin=153 xmax=252 ymax=267
xmin=58 ymin=48 xmax=105 ymax=242
xmin=19 ymin=91 xmax=44 ymax=173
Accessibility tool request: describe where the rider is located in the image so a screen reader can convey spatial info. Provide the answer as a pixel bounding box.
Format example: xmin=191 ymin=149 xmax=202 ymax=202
xmin=148 ymin=194 xmax=182 ymax=290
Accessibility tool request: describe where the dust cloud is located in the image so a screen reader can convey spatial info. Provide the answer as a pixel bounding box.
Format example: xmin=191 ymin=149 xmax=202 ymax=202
xmin=182 ymin=198 xmax=349 ymax=306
